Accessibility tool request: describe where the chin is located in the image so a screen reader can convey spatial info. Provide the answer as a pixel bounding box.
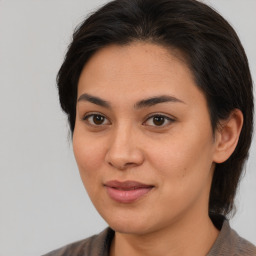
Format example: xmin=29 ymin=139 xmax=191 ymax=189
xmin=110 ymin=222 xmax=150 ymax=235
xmin=103 ymin=213 xmax=157 ymax=235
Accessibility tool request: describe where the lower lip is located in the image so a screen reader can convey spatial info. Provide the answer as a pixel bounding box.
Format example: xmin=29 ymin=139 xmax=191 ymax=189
xmin=105 ymin=186 xmax=153 ymax=203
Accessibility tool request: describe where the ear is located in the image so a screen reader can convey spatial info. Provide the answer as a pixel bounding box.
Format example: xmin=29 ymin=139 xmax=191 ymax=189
xmin=213 ymin=109 xmax=243 ymax=164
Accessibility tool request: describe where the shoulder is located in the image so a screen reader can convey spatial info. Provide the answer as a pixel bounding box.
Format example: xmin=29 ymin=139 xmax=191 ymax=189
xmin=208 ymin=220 xmax=256 ymax=256
xmin=230 ymin=229 xmax=256 ymax=255
xmin=42 ymin=228 xmax=114 ymax=256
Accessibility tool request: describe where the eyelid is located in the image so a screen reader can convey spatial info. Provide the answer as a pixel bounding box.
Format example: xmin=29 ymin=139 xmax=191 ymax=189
xmin=82 ymin=112 xmax=111 ymax=126
xmin=143 ymin=113 xmax=176 ymax=127
xmin=81 ymin=112 xmax=175 ymax=127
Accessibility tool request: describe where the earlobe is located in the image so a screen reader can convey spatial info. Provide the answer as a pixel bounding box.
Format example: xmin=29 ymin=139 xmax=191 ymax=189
xmin=213 ymin=109 xmax=243 ymax=164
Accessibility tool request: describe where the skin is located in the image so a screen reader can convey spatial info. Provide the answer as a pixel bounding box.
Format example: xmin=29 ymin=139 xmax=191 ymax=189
xmin=73 ymin=42 xmax=243 ymax=256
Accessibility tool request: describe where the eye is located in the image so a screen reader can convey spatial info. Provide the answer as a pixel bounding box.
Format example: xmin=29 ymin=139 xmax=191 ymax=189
xmin=143 ymin=114 xmax=175 ymax=127
xmin=83 ymin=113 xmax=110 ymax=126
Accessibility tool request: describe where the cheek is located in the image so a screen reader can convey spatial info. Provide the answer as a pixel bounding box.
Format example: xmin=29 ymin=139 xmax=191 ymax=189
xmin=72 ymin=132 xmax=109 ymax=206
xmin=73 ymin=130 xmax=106 ymax=181
xmin=147 ymin=139 xmax=214 ymax=219
xmin=148 ymin=129 xmax=215 ymax=191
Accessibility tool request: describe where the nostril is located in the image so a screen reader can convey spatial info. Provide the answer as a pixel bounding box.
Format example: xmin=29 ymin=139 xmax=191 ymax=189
xmin=107 ymin=157 xmax=143 ymax=170
xmin=107 ymin=160 xmax=130 ymax=170
xmin=105 ymin=138 xmax=145 ymax=170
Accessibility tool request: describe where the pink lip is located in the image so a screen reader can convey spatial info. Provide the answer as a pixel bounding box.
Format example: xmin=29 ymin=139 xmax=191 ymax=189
xmin=104 ymin=180 xmax=154 ymax=203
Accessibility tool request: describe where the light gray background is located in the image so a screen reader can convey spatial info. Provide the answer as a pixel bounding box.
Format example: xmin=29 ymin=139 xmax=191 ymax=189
xmin=0 ymin=0 xmax=255 ymax=255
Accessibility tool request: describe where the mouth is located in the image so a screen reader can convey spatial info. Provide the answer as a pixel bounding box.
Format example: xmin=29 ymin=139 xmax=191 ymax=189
xmin=104 ymin=180 xmax=154 ymax=203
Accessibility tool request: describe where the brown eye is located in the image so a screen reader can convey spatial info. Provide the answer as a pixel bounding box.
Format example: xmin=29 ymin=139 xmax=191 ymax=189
xmin=83 ymin=113 xmax=110 ymax=126
xmin=93 ymin=115 xmax=105 ymax=125
xmin=152 ymin=116 xmax=165 ymax=126
xmin=143 ymin=114 xmax=174 ymax=127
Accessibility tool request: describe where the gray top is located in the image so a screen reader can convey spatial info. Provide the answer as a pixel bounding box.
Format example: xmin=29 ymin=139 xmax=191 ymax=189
xmin=43 ymin=220 xmax=256 ymax=256
xmin=208 ymin=220 xmax=256 ymax=255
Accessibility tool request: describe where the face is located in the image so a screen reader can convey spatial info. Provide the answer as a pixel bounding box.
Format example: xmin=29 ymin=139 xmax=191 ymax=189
xmin=73 ymin=42 xmax=219 ymax=235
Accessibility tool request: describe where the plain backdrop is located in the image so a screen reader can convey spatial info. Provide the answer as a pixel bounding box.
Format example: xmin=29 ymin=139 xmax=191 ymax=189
xmin=0 ymin=0 xmax=255 ymax=255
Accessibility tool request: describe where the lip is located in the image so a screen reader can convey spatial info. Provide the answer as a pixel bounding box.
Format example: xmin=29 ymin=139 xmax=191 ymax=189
xmin=104 ymin=180 xmax=154 ymax=203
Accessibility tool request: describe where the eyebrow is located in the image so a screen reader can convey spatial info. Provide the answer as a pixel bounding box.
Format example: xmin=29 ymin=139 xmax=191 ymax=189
xmin=77 ymin=93 xmax=185 ymax=109
xmin=134 ymin=95 xmax=185 ymax=109
xmin=77 ymin=93 xmax=111 ymax=108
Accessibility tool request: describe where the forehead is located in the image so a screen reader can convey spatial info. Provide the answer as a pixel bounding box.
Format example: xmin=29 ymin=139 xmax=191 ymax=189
xmin=77 ymin=42 xmax=205 ymax=107
xmin=80 ymin=42 xmax=189 ymax=76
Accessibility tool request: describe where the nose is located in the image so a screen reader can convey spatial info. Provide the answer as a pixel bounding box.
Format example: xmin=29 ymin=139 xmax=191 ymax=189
xmin=105 ymin=124 xmax=144 ymax=170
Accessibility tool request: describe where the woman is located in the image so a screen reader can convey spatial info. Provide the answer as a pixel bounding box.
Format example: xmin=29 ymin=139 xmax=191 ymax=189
xmin=44 ymin=0 xmax=256 ymax=255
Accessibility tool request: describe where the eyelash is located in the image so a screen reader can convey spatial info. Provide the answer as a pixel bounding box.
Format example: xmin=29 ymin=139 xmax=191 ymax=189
xmin=143 ymin=114 xmax=175 ymax=127
xmin=82 ymin=113 xmax=175 ymax=128
xmin=82 ymin=113 xmax=110 ymax=126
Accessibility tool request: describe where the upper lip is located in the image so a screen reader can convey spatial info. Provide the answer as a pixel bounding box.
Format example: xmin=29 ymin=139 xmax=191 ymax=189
xmin=104 ymin=180 xmax=154 ymax=190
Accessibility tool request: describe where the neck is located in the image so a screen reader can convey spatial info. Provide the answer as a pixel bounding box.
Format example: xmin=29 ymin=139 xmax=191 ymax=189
xmin=109 ymin=212 xmax=219 ymax=256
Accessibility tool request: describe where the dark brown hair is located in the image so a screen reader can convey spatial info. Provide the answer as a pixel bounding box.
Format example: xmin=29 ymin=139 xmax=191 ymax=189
xmin=57 ymin=0 xmax=254 ymax=217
